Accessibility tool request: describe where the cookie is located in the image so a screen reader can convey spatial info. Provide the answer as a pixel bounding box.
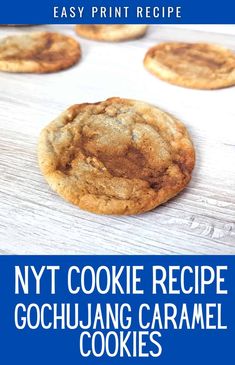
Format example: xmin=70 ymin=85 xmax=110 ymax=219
xmin=0 ymin=32 xmax=81 ymax=73
xmin=38 ymin=98 xmax=195 ymax=215
xmin=75 ymin=25 xmax=148 ymax=42
xmin=144 ymin=42 xmax=235 ymax=89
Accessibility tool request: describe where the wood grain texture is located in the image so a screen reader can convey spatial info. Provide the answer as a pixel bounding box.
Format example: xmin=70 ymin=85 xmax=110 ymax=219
xmin=0 ymin=25 xmax=234 ymax=254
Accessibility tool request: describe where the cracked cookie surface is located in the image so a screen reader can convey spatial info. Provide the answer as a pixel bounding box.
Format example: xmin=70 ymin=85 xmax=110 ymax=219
xmin=38 ymin=98 xmax=195 ymax=215
xmin=75 ymin=25 xmax=148 ymax=41
xmin=144 ymin=42 xmax=235 ymax=89
xmin=0 ymin=32 xmax=81 ymax=73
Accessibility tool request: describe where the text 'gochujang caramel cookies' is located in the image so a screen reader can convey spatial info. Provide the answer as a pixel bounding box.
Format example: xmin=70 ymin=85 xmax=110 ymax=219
xmin=38 ymin=98 xmax=195 ymax=215
xmin=144 ymin=42 xmax=235 ymax=89
xmin=75 ymin=25 xmax=148 ymax=41
xmin=0 ymin=32 xmax=81 ymax=73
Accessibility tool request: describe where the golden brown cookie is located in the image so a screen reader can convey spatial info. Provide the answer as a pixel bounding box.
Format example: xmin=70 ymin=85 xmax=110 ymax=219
xmin=75 ymin=25 xmax=148 ymax=41
xmin=0 ymin=32 xmax=81 ymax=73
xmin=38 ymin=98 xmax=195 ymax=215
xmin=144 ymin=42 xmax=235 ymax=89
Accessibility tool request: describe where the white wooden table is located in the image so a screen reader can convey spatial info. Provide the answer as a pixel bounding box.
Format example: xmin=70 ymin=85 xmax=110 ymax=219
xmin=0 ymin=25 xmax=234 ymax=254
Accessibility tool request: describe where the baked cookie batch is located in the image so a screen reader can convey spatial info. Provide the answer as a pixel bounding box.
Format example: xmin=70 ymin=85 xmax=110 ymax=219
xmin=1 ymin=25 xmax=234 ymax=215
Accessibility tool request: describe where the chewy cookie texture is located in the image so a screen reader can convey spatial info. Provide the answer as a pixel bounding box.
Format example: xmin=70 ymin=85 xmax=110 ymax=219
xmin=75 ymin=25 xmax=148 ymax=41
xmin=0 ymin=31 xmax=81 ymax=73
xmin=144 ymin=42 xmax=235 ymax=89
xmin=38 ymin=98 xmax=195 ymax=215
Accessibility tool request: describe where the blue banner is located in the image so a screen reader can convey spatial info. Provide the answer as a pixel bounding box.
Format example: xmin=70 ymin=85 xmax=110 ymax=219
xmin=0 ymin=0 xmax=234 ymax=24
xmin=0 ymin=255 xmax=234 ymax=364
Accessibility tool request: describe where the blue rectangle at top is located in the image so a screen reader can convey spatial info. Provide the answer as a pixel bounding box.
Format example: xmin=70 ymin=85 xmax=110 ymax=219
xmin=0 ymin=0 xmax=234 ymax=24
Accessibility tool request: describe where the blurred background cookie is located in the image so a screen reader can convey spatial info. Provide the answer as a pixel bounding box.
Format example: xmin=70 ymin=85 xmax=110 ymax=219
xmin=75 ymin=25 xmax=148 ymax=41
xmin=0 ymin=31 xmax=81 ymax=73
xmin=38 ymin=97 xmax=195 ymax=215
xmin=144 ymin=42 xmax=235 ymax=89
